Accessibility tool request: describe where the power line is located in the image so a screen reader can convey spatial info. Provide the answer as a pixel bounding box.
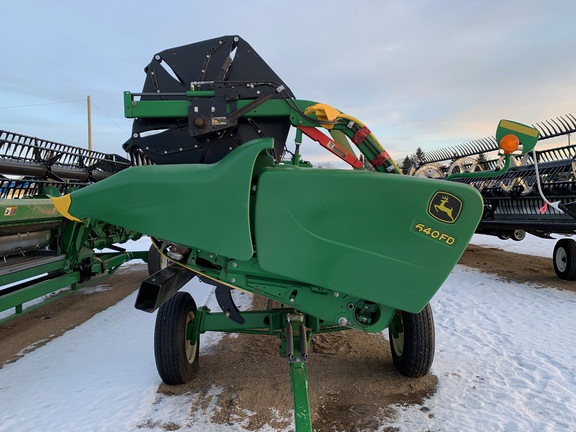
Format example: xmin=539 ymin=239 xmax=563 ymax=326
xmin=0 ymin=99 xmax=84 ymax=109
xmin=0 ymin=97 xmax=129 ymax=134
xmin=90 ymin=102 xmax=129 ymax=135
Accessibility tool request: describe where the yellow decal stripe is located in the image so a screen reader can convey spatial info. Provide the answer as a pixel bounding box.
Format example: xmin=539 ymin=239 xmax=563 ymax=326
xmin=51 ymin=195 xmax=82 ymax=222
xmin=500 ymin=120 xmax=539 ymax=138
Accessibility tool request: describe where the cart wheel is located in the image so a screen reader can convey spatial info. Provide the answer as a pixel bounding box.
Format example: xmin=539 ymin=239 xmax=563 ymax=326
xmin=154 ymin=292 xmax=199 ymax=385
xmin=553 ymin=238 xmax=576 ymax=280
xmin=511 ymin=229 xmax=526 ymax=242
xmin=388 ymin=303 xmax=435 ymax=377
xmin=148 ymin=244 xmax=170 ymax=275
xmin=497 ymin=231 xmax=510 ymax=240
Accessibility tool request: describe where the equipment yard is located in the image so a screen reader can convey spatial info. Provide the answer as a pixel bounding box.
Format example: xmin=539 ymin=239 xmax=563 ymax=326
xmin=1 ymin=235 xmax=575 ymax=432
xmin=1 ymin=33 xmax=575 ymax=432
xmin=2 ymin=1 xmax=576 ymax=428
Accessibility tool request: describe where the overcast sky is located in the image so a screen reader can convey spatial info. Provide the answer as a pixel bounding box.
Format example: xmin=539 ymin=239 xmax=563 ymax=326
xmin=1 ymin=0 xmax=574 ymax=163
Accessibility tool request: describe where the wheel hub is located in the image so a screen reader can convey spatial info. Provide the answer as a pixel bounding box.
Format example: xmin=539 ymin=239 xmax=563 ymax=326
xmin=556 ymin=247 xmax=568 ymax=272
xmin=185 ymin=311 xmax=197 ymax=363
xmin=392 ymin=332 xmax=404 ymax=357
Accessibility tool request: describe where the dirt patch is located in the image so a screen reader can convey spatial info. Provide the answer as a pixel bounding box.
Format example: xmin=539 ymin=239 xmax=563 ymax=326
xmin=0 ymin=264 xmax=147 ymax=367
xmin=158 ymin=328 xmax=437 ymax=432
xmin=155 ymin=297 xmax=437 ymax=432
xmin=459 ymin=244 xmax=576 ymax=293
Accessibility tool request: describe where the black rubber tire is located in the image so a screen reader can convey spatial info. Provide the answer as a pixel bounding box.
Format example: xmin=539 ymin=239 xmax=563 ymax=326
xmin=388 ymin=303 xmax=435 ymax=377
xmin=148 ymin=244 xmax=170 ymax=275
xmin=511 ymin=229 xmax=526 ymax=242
xmin=154 ymin=292 xmax=199 ymax=385
xmin=553 ymin=238 xmax=576 ymax=280
xmin=497 ymin=232 xmax=510 ymax=240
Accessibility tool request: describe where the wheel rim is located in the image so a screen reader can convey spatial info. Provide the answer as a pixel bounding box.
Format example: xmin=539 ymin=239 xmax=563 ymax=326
xmin=556 ymin=247 xmax=568 ymax=272
xmin=513 ymin=230 xmax=525 ymax=241
xmin=391 ymin=313 xmax=405 ymax=357
xmin=185 ymin=311 xmax=197 ymax=363
xmin=392 ymin=332 xmax=404 ymax=356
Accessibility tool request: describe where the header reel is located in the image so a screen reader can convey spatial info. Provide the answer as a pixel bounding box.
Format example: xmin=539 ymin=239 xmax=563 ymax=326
xmin=123 ymin=35 xmax=294 ymax=165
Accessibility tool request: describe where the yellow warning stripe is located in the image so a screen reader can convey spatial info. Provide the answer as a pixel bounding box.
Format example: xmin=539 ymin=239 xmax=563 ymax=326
xmin=51 ymin=195 xmax=82 ymax=222
xmin=500 ymin=120 xmax=539 ymax=138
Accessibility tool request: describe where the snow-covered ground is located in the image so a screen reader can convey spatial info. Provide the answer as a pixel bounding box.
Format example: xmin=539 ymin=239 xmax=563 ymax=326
xmin=388 ymin=264 xmax=576 ymax=431
xmin=0 ymin=235 xmax=575 ymax=431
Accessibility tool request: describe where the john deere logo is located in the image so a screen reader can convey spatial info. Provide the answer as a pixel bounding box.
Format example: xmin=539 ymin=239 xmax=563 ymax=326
xmin=428 ymin=192 xmax=462 ymax=224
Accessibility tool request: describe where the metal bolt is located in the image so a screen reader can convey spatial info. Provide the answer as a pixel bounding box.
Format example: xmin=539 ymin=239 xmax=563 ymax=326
xmin=155 ymin=55 xmax=161 ymax=60
xmin=194 ymin=116 xmax=207 ymax=128
xmin=231 ymin=262 xmax=237 ymax=268
xmin=338 ymin=317 xmax=348 ymax=326
xmin=333 ymin=292 xmax=340 ymax=297
xmin=230 ymin=278 xmax=236 ymax=283
xmin=132 ymin=133 xmax=139 ymax=139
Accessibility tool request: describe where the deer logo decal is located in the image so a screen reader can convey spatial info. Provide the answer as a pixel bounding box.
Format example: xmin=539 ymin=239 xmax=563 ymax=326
xmin=428 ymin=192 xmax=462 ymax=224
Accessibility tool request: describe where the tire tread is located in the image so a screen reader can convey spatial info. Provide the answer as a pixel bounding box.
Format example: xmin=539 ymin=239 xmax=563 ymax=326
xmin=553 ymin=239 xmax=576 ymax=281
xmin=389 ymin=304 xmax=435 ymax=378
xmin=154 ymin=292 xmax=198 ymax=385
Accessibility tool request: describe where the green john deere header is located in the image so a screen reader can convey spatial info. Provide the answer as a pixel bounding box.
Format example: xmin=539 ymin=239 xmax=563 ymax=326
xmin=51 ymin=35 xmax=537 ymax=432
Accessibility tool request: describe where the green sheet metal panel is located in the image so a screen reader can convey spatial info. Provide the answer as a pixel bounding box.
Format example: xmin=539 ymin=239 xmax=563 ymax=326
xmin=0 ymin=199 xmax=61 ymax=225
xmin=62 ymin=138 xmax=274 ymax=261
xmin=254 ymin=167 xmax=483 ymax=313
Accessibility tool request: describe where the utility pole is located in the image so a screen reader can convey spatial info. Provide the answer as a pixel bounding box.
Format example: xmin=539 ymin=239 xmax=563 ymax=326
xmin=87 ymin=95 xmax=93 ymax=151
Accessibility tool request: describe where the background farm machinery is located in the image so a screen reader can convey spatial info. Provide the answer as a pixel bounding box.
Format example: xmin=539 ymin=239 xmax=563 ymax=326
xmin=49 ymin=36 xmax=538 ymax=431
xmin=406 ymin=114 xmax=576 ymax=280
xmin=0 ymin=130 xmax=146 ymax=320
